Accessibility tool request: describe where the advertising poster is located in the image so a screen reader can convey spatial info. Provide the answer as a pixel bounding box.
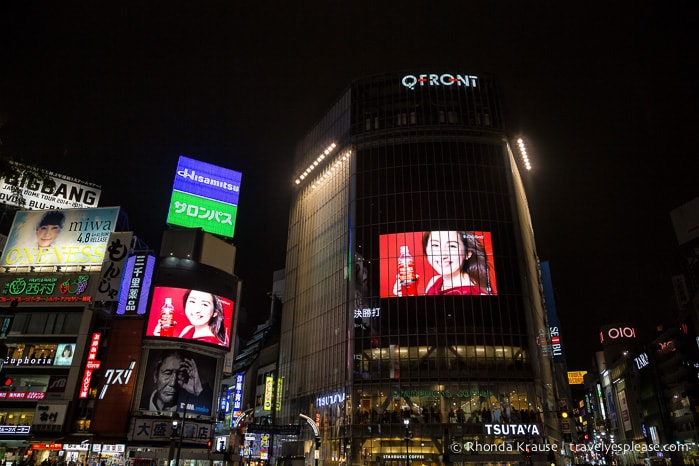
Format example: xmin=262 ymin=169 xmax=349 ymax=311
xmin=138 ymin=348 xmax=217 ymax=417
xmin=145 ymin=286 xmax=234 ymax=349
xmin=166 ymin=156 xmax=242 ymax=238
xmin=0 ymin=207 xmax=120 ymax=268
xmin=379 ymin=231 xmax=497 ymax=297
xmin=0 ymin=160 xmax=102 ymax=210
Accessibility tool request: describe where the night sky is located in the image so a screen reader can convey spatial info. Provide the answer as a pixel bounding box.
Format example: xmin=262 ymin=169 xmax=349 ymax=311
xmin=1 ymin=2 xmax=697 ymax=370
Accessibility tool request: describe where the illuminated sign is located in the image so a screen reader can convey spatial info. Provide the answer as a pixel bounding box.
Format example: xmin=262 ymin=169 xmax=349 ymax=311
xmin=0 ymin=160 xmax=101 ymax=210
xmin=483 ymin=424 xmax=540 ymax=436
xmin=116 ymin=254 xmax=156 ymax=315
xmin=0 ymin=273 xmax=91 ymax=303
xmin=353 ymin=307 xmax=380 ymax=319
xmin=79 ymin=333 xmax=101 ymax=399
xmin=316 ymin=392 xmax=346 ymax=407
xmin=137 ymin=348 xmax=217 ymax=416
xmin=379 ymin=231 xmax=497 ymax=297
xmin=0 ymin=207 xmax=119 ymax=268
xmin=54 ymin=343 xmax=75 ymax=366
xmin=0 ymin=425 xmax=31 ymax=434
xmin=98 ymin=361 xmax=136 ymax=399
xmin=567 ymin=371 xmax=588 ymax=385
xmin=600 ymin=325 xmax=636 ymax=344
xmin=0 ymin=392 xmax=45 ymax=400
xmin=549 ymin=326 xmax=563 ymax=358
xmin=145 ymin=286 xmax=234 ymax=349
xmin=95 ymin=232 xmax=133 ymax=301
xmin=401 ymin=73 xmax=478 ymax=90
xmin=634 ymin=352 xmax=649 ymax=370
xmin=4 ymin=355 xmax=54 ymax=367
xmin=166 ymin=156 xmax=242 ymax=238
xmin=263 ymin=376 xmax=274 ymax=411
xmin=232 ymin=373 xmax=244 ymax=420
xmin=276 ymin=377 xmax=283 ymax=412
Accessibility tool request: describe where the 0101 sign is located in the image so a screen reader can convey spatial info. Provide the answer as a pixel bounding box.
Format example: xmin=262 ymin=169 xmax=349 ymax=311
xmin=600 ymin=326 xmax=636 ymax=344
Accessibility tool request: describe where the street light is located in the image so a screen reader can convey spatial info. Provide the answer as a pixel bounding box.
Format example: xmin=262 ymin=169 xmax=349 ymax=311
xmin=172 ymin=412 xmax=182 ymax=466
xmin=403 ymin=418 xmax=410 ymax=466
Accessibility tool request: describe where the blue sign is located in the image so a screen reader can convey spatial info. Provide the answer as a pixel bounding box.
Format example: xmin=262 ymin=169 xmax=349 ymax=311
xmin=173 ymin=156 xmax=242 ymax=206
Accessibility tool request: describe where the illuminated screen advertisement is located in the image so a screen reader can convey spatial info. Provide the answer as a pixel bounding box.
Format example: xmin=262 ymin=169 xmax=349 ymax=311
xmin=138 ymin=348 xmax=217 ymax=416
xmin=0 ymin=207 xmax=120 ymax=268
xmin=379 ymin=231 xmax=497 ymax=297
xmin=145 ymin=286 xmax=234 ymax=349
xmin=0 ymin=160 xmax=102 ymax=210
xmin=166 ymin=156 xmax=242 ymax=238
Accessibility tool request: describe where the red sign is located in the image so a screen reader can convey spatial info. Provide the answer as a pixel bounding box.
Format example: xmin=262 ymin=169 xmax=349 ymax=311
xmin=80 ymin=333 xmax=101 ymax=399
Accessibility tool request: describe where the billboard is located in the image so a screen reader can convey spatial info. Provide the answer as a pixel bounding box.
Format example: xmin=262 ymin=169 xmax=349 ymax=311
xmin=0 ymin=272 xmax=93 ymax=303
xmin=115 ymin=254 xmax=156 ymax=315
xmin=145 ymin=286 xmax=234 ymax=349
xmin=0 ymin=207 xmax=120 ymax=268
xmin=166 ymin=156 xmax=242 ymax=238
xmin=379 ymin=231 xmax=497 ymax=297
xmin=0 ymin=160 xmax=102 ymax=210
xmin=137 ymin=348 xmax=217 ymax=416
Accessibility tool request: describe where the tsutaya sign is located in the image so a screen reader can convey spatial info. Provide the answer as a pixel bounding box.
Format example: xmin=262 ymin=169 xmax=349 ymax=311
xmin=401 ymin=73 xmax=478 ymax=90
xmin=484 ymin=423 xmax=541 ymax=436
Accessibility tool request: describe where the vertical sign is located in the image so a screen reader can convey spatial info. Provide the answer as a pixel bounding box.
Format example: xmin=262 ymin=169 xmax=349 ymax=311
xmin=263 ymin=376 xmax=273 ymax=411
xmin=95 ymin=232 xmax=133 ymax=301
xmin=232 ymin=374 xmax=244 ymax=421
xmin=116 ymin=254 xmax=155 ymax=315
xmin=79 ymin=333 xmax=101 ymax=399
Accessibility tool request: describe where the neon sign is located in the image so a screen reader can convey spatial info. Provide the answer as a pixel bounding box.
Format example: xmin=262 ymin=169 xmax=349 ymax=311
xmin=401 ymin=73 xmax=478 ymax=90
xmin=0 ymin=274 xmax=90 ymax=303
xmin=79 ymin=333 xmax=101 ymax=399
xmin=600 ymin=326 xmax=636 ymax=344
xmin=98 ymin=361 xmax=136 ymax=399
xmin=483 ymin=423 xmax=540 ymax=436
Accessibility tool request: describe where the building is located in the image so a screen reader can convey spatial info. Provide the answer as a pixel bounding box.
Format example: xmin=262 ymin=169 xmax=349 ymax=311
xmin=275 ymin=72 xmax=562 ymax=466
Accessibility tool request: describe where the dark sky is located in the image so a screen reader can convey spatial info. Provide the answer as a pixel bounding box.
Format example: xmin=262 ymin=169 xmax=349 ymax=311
xmin=1 ymin=2 xmax=697 ymax=369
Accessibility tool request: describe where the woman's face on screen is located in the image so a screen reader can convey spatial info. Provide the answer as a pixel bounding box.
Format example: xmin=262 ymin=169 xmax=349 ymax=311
xmin=425 ymin=231 xmax=465 ymax=276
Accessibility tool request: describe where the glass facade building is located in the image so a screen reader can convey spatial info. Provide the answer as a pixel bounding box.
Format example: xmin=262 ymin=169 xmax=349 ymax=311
xmin=278 ymin=72 xmax=560 ymax=465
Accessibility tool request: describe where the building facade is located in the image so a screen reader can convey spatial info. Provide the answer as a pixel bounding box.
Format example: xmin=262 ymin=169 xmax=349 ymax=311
xmin=277 ymin=72 xmax=561 ymax=466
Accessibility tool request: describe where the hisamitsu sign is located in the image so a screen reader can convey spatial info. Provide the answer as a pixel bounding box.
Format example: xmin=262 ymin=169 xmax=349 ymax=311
xmin=166 ymin=156 xmax=242 ymax=238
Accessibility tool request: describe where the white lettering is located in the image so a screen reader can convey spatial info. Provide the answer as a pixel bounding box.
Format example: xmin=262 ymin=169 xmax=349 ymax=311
xmin=401 ymin=73 xmax=478 ymax=90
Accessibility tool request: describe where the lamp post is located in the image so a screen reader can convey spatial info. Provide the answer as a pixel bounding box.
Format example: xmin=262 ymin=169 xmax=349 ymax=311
xmin=403 ymin=418 xmax=410 ymax=466
xmin=172 ymin=412 xmax=181 ymax=466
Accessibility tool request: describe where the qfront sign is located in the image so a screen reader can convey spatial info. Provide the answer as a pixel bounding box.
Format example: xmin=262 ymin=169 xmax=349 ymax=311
xmin=401 ymin=73 xmax=478 ymax=90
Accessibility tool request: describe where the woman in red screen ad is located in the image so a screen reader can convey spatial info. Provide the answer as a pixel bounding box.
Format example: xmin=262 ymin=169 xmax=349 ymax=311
xmin=178 ymin=289 xmax=228 ymax=345
xmin=150 ymin=287 xmax=231 ymax=347
xmin=422 ymin=230 xmax=492 ymax=295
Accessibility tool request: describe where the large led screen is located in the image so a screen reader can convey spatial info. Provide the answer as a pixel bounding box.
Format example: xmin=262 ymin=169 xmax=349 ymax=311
xmin=145 ymin=286 xmax=234 ymax=349
xmin=137 ymin=348 xmax=217 ymax=416
xmin=0 ymin=207 xmax=120 ymax=268
xmin=379 ymin=231 xmax=497 ymax=297
xmin=166 ymin=156 xmax=242 ymax=238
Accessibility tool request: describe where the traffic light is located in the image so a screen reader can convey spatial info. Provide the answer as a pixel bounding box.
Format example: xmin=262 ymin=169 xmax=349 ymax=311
xmin=207 ymin=440 xmax=213 ymax=451
xmin=560 ymin=411 xmax=569 ymax=419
